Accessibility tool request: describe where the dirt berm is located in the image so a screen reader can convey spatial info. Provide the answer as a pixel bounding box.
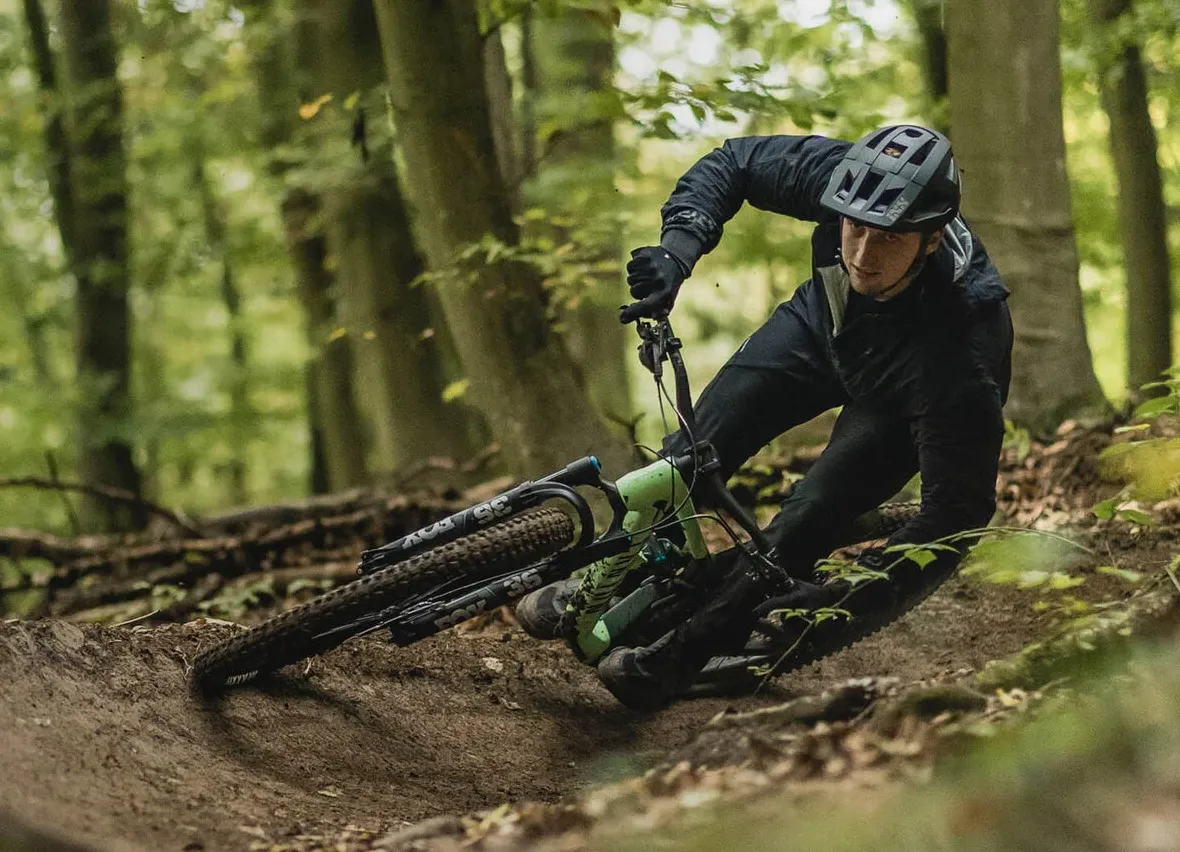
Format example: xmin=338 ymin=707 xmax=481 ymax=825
xmin=0 ymin=568 xmax=1082 ymax=852
xmin=0 ymin=618 xmax=778 ymax=851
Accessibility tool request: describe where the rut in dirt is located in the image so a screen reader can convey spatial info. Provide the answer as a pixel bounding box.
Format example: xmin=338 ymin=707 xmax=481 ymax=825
xmin=0 ymin=618 xmax=774 ymax=852
xmin=0 ymin=563 xmax=1117 ymax=852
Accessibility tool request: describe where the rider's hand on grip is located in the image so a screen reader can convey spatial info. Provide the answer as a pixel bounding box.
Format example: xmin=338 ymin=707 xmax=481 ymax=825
xmin=753 ymin=577 xmax=849 ymax=619
xmin=619 ymin=246 xmax=688 ymax=323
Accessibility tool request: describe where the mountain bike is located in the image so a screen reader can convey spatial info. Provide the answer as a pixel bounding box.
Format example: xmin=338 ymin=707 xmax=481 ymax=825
xmin=191 ymin=317 xmax=949 ymax=697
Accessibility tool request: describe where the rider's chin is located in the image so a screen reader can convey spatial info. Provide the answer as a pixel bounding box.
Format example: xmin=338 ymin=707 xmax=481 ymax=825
xmin=849 ymin=271 xmax=881 ymax=294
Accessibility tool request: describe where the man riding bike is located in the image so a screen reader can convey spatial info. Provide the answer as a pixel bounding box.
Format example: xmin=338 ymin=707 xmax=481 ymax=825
xmin=516 ymin=124 xmax=1013 ymax=710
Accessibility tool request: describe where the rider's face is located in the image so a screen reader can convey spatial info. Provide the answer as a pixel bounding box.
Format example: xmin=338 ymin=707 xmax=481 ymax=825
xmin=840 ymin=218 xmax=936 ymax=299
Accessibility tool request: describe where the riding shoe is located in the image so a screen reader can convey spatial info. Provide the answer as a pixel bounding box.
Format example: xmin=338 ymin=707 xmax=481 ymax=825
xmin=513 ymin=578 xmax=581 ymax=640
xmin=597 ymin=562 xmax=770 ymax=711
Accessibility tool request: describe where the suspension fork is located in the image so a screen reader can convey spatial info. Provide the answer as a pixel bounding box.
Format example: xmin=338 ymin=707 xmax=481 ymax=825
xmin=356 ymin=456 xmax=604 ymax=575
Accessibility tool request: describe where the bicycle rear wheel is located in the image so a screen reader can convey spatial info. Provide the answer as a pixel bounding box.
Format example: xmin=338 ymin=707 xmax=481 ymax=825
xmin=191 ymin=508 xmax=575 ymax=694
xmin=692 ymin=534 xmax=962 ymax=693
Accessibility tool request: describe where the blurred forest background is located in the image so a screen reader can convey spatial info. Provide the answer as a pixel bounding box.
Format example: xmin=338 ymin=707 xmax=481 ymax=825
xmin=0 ymin=0 xmax=1176 ymax=536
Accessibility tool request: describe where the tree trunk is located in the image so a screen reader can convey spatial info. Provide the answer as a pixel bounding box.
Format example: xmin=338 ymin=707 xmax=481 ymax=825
xmin=1087 ymin=0 xmax=1173 ymax=395
xmin=947 ymin=0 xmax=1109 ymax=433
xmin=529 ymin=8 xmax=634 ymax=430
xmin=282 ymin=190 xmax=370 ymax=492
xmin=483 ymin=27 xmax=523 ymax=192
xmin=372 ymin=0 xmax=631 ymax=476
xmin=325 ymin=164 xmax=477 ymax=473
xmin=58 ymin=0 xmax=144 ymax=531
xmin=195 ymin=158 xmax=250 ymax=505
xmin=21 ymin=0 xmax=76 ymax=267
xmin=905 ymin=0 xmax=950 ymax=134
xmin=300 ymin=0 xmax=481 ymax=477
xmin=241 ymin=0 xmax=368 ymax=493
xmin=519 ymin=7 xmax=538 ymax=176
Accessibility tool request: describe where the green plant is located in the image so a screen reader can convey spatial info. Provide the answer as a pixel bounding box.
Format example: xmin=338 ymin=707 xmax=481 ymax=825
xmin=197 ymin=577 xmax=277 ymax=620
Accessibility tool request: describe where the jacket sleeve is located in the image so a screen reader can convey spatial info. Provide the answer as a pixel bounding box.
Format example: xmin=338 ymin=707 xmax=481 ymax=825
xmin=888 ymin=386 xmax=1004 ymax=550
xmin=887 ymin=311 xmax=1009 ymax=551
xmin=658 ymin=135 xmax=850 ymax=271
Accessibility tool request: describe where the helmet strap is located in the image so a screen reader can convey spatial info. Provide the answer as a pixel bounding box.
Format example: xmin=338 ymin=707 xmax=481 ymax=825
xmin=873 ymin=232 xmax=932 ymax=299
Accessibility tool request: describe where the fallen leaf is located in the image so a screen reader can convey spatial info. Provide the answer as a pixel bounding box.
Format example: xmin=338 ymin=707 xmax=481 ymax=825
xmin=299 ymin=93 xmax=332 ymax=119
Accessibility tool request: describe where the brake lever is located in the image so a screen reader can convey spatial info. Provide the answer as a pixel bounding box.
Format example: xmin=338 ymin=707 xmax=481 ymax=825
xmin=636 ymin=320 xmax=666 ymax=379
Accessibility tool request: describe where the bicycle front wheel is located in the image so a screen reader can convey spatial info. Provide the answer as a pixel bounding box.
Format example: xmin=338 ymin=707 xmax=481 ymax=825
xmin=191 ymin=508 xmax=575 ymax=694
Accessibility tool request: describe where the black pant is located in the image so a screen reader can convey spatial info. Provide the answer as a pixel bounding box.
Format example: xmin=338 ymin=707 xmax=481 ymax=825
xmin=665 ymin=339 xmax=919 ymax=581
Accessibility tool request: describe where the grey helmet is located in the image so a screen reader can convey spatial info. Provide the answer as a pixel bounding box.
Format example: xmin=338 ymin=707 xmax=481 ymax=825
xmin=820 ymin=125 xmax=961 ymax=233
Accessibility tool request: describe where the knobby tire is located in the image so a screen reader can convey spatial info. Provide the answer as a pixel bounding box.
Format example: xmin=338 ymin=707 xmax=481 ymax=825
xmin=633 ymin=500 xmax=925 ymax=650
xmin=761 ymin=549 xmax=958 ymax=677
xmin=190 ymin=507 xmax=575 ymax=694
xmin=698 ymin=500 xmax=966 ymax=690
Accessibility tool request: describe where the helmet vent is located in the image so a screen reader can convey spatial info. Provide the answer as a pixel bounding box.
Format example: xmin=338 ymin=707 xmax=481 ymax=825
xmin=836 ymin=170 xmax=856 ymax=199
xmin=909 ymin=139 xmax=936 ymax=166
xmin=872 ymin=187 xmax=902 ymax=214
xmin=855 ymin=171 xmax=883 ymax=203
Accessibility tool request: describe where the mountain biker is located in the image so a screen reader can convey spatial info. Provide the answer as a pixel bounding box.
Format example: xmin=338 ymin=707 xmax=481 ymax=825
xmin=516 ymin=124 xmax=1013 ymax=710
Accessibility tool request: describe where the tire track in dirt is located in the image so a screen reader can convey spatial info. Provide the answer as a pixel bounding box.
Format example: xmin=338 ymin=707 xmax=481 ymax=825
xmin=0 ymin=562 xmax=1135 ymax=852
xmin=0 ymin=619 xmax=774 ymax=852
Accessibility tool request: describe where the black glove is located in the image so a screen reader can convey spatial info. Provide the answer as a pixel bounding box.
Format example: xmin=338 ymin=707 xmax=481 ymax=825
xmin=619 ymin=246 xmax=688 ymax=323
xmin=753 ymin=577 xmax=849 ymax=619
xmin=857 ymin=546 xmax=888 ymax=571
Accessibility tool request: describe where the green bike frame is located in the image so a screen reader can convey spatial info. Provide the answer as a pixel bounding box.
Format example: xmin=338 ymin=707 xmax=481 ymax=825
xmin=566 ymin=457 xmax=710 ymax=663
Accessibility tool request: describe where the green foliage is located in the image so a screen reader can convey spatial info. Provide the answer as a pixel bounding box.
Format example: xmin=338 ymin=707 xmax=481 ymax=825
xmin=961 ymin=532 xmax=1087 ymax=590
xmin=0 ymin=0 xmax=1176 ymax=530
xmin=1095 ymin=372 xmax=1180 ymax=504
xmin=1091 ymin=491 xmax=1154 ymax=525
xmin=132 ymin=581 xmax=187 ymax=612
xmin=1096 ymin=564 xmax=1144 ymax=583
xmin=0 ymin=0 xmax=306 ymax=529
xmin=762 ymin=605 xmax=850 ymax=626
xmin=198 ymin=575 xmax=336 ymax=619
xmin=1002 ymin=419 xmax=1032 ymax=463
xmin=198 ymin=576 xmax=276 ymax=619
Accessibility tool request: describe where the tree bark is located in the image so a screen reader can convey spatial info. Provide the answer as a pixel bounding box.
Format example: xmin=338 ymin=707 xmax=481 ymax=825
xmin=905 ymin=0 xmax=950 ymax=134
xmin=531 ymin=8 xmax=634 ymax=430
xmin=282 ymin=190 xmax=370 ymax=492
xmin=241 ymin=0 xmax=369 ymax=493
xmin=300 ymin=0 xmax=481 ymax=477
xmin=325 ymin=164 xmax=477 ymax=473
xmin=58 ymin=0 xmax=144 ymax=531
xmin=1087 ymin=0 xmax=1173 ymax=395
xmin=21 ymin=0 xmax=76 ymax=267
xmin=947 ymin=0 xmax=1110 ymax=433
xmin=519 ymin=7 xmax=538 ymax=176
xmin=372 ymin=0 xmax=631 ymax=476
xmin=483 ymin=27 xmax=523 ymax=192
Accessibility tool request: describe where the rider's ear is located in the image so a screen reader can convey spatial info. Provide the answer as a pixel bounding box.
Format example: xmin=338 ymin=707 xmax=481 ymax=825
xmin=925 ymin=231 xmax=944 ymax=255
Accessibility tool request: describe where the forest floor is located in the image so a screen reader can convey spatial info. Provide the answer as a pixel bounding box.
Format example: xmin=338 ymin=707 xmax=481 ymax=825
xmin=3 ymin=421 xmax=1179 ymax=852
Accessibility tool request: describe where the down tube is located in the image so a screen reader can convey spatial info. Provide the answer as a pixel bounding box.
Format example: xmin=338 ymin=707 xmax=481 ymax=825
xmin=570 ymin=457 xmax=708 ymax=662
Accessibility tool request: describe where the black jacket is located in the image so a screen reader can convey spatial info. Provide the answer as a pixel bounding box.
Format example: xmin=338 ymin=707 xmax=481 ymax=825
xmin=659 ymin=135 xmax=1013 ymax=547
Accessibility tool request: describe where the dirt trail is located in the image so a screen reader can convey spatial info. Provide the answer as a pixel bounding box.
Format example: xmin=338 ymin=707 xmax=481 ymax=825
xmin=0 ymin=561 xmax=1128 ymax=852
xmin=0 ymin=618 xmax=780 ymax=852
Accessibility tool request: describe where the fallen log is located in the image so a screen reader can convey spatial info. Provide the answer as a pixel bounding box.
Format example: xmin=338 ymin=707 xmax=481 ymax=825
xmin=0 ymin=528 xmax=115 ymax=563
xmin=0 ymin=476 xmax=203 ymax=536
xmin=32 ymin=494 xmax=461 ymax=592
xmin=64 ymin=562 xmax=361 ymax=622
